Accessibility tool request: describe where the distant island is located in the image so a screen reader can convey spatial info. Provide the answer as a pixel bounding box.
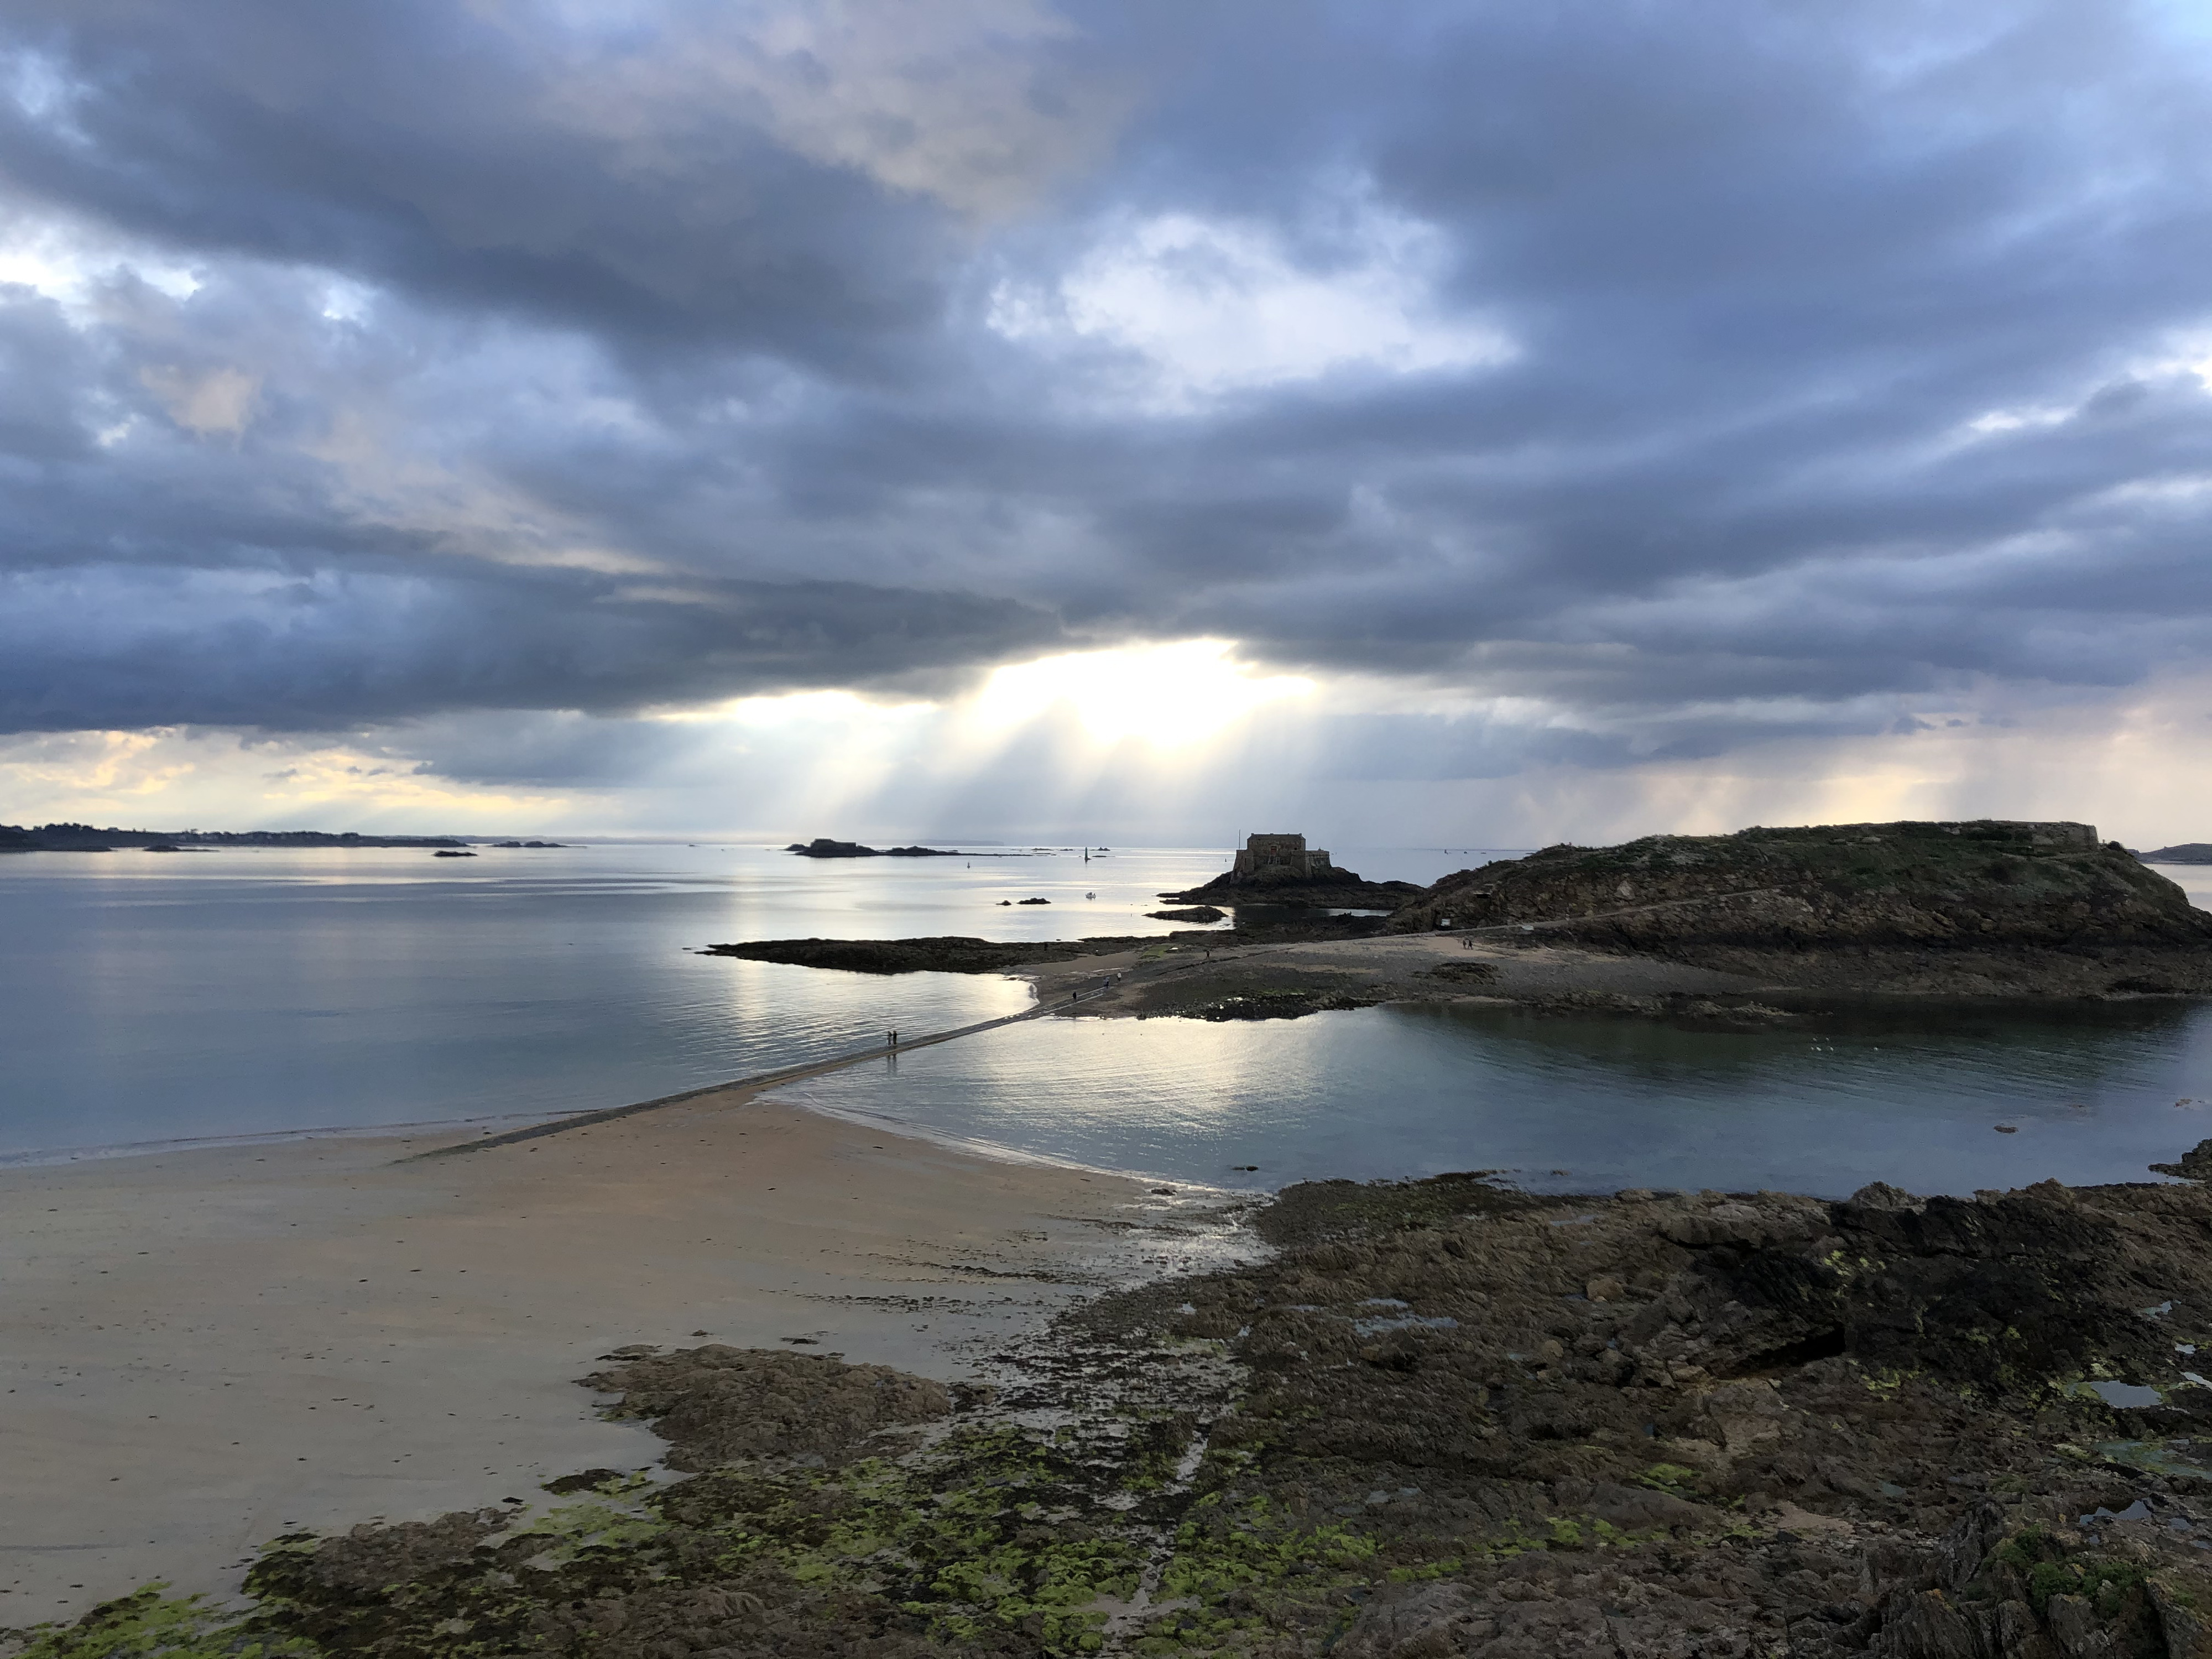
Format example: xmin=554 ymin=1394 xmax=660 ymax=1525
xmin=0 ymin=822 xmax=470 ymax=851
xmin=785 ymin=838 xmax=958 ymax=858
xmin=2140 ymin=843 xmax=2212 ymax=863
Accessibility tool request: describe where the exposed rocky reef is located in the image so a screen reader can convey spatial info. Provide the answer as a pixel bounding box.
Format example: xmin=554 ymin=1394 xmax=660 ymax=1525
xmin=1393 ymin=820 xmax=2212 ymax=998
xmin=35 ymin=1149 xmax=2212 ymax=1659
xmin=701 ymin=934 xmax=1222 ymax=974
xmin=786 ymin=839 xmax=958 ymax=858
xmin=581 ymin=1347 xmax=954 ymax=1471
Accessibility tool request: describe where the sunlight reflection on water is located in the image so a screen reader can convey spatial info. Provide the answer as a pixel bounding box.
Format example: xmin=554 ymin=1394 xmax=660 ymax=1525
xmin=774 ymin=997 xmax=2212 ymax=1198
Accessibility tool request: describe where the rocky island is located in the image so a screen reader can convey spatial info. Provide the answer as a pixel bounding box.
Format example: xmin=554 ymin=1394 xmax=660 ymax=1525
xmin=1160 ymin=832 xmax=1424 ymax=912
xmin=786 ymin=838 xmax=959 ymax=858
xmin=1392 ymin=819 xmax=2212 ymax=998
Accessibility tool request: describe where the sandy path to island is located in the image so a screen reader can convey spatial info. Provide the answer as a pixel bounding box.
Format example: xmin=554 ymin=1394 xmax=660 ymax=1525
xmin=0 ymin=1091 xmax=1227 ymax=1626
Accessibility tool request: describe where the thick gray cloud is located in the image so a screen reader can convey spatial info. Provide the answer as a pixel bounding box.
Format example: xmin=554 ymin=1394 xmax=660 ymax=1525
xmin=4 ymin=0 xmax=2212 ymax=768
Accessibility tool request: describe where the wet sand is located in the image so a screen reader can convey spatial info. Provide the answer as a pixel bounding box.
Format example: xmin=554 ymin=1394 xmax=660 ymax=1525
xmin=0 ymin=1091 xmax=1219 ymax=1625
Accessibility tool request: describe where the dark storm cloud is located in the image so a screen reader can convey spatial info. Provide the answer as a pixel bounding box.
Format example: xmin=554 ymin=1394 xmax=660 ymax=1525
xmin=4 ymin=0 xmax=2212 ymax=763
xmin=0 ymin=2 xmax=956 ymax=363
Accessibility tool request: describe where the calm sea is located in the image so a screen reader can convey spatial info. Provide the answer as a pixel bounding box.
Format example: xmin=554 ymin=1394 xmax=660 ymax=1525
xmin=3 ymin=842 xmax=2208 ymax=1196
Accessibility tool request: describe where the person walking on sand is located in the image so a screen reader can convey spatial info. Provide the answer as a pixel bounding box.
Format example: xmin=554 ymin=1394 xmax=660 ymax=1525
xmin=888 ymin=1029 xmax=898 ymax=1048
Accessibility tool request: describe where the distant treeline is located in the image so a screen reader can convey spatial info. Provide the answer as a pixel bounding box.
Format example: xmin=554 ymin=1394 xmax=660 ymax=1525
xmin=0 ymin=822 xmax=468 ymax=851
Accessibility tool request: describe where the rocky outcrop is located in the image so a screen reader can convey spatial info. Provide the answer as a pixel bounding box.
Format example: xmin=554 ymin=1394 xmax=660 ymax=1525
xmin=1154 ymin=833 xmax=1423 ymax=910
xmin=785 ymin=838 xmax=957 ymax=858
xmin=1391 ymin=820 xmax=2212 ymax=995
xmin=581 ymin=1345 xmax=952 ymax=1472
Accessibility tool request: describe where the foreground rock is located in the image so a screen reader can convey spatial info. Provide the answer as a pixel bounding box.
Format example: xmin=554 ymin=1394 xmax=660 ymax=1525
xmin=581 ymin=1347 xmax=954 ymax=1470
xmin=1394 ymin=820 xmax=2212 ymax=998
xmin=36 ymin=1144 xmax=2212 ymax=1658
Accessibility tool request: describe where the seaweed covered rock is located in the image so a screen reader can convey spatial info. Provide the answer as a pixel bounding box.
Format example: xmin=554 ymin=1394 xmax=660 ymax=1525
xmin=581 ymin=1344 xmax=952 ymax=1470
xmin=284 ymin=1508 xmax=510 ymax=1596
xmin=1102 ymin=1170 xmax=2212 ymax=1655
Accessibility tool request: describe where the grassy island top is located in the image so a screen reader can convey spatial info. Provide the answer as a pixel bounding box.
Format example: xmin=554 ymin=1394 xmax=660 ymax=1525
xmin=1393 ymin=819 xmax=2210 ymax=949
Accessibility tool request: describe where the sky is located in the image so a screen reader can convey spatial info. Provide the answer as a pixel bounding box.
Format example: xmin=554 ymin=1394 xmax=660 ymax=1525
xmin=4 ymin=1 xmax=2212 ymax=851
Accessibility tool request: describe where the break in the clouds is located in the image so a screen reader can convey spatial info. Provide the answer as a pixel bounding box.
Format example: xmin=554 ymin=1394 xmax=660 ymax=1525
xmin=4 ymin=1 xmax=2212 ymax=833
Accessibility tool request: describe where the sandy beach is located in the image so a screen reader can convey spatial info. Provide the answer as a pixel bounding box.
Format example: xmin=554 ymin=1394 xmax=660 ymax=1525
xmin=0 ymin=1089 xmax=1228 ymax=1626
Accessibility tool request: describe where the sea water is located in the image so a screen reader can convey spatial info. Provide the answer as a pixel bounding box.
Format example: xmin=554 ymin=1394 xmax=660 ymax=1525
xmin=773 ymin=995 xmax=2212 ymax=1199
xmin=0 ymin=841 xmax=1244 ymax=1157
xmin=2 ymin=841 xmax=2208 ymax=1197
